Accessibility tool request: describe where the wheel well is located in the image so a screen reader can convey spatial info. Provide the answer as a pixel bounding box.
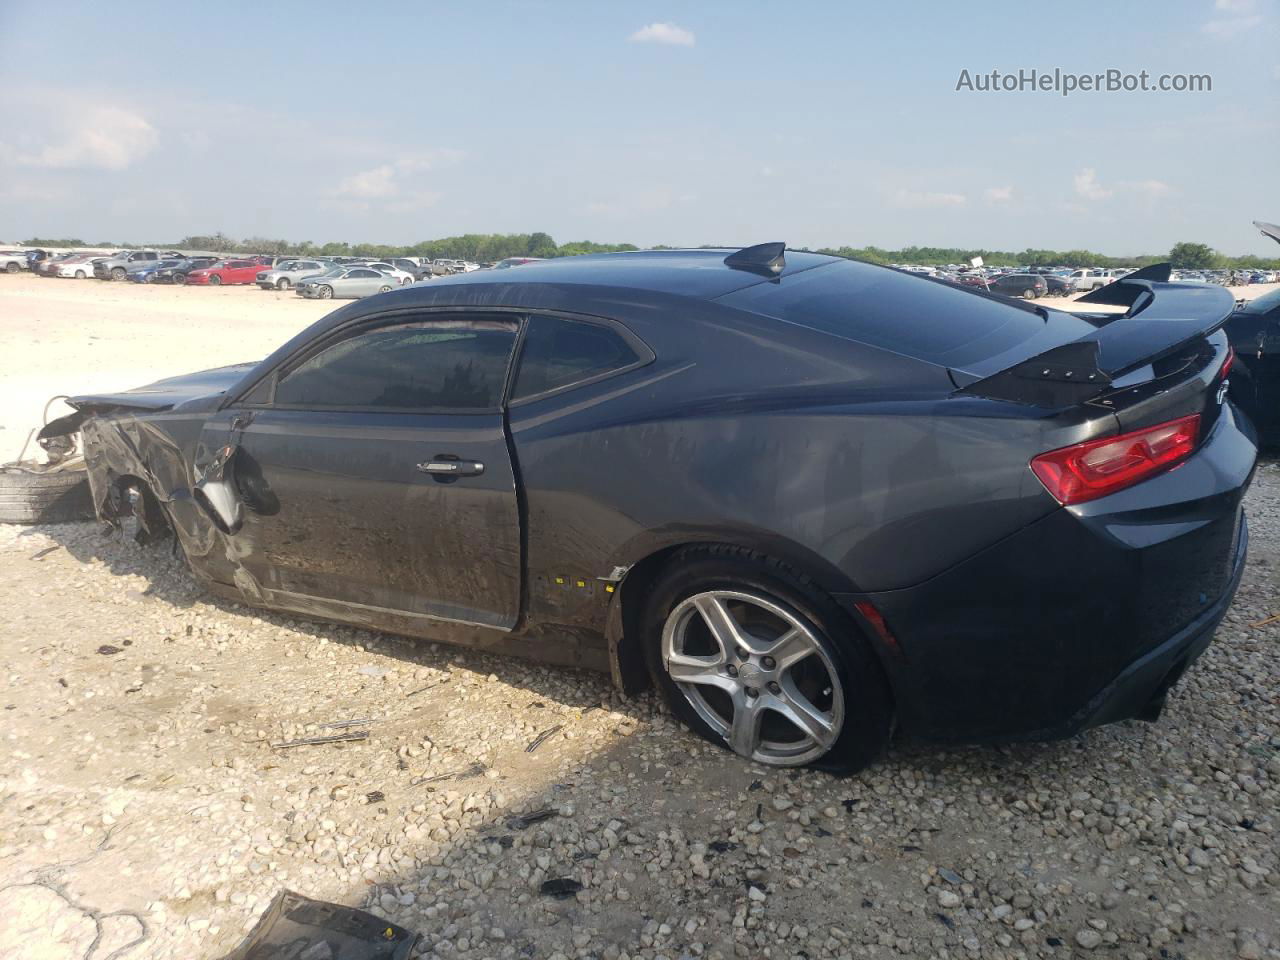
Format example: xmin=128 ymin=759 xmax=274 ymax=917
xmin=608 ymin=540 xmax=860 ymax=696
xmin=109 ymin=474 xmax=172 ymax=544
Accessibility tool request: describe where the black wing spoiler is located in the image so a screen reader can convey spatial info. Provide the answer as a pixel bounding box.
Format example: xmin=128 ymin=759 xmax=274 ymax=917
xmin=957 ymin=273 xmax=1235 ymax=407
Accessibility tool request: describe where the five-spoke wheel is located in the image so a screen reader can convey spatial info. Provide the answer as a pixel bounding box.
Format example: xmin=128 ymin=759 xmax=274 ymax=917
xmin=662 ymin=590 xmax=843 ymax=765
xmin=643 ymin=546 xmax=893 ymax=772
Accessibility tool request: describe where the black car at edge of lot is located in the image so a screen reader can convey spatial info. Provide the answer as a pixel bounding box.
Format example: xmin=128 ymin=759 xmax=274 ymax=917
xmin=1224 ymin=284 xmax=1280 ymax=445
xmin=41 ymin=247 xmax=1255 ymax=772
xmin=986 ymin=272 xmax=1049 ymax=299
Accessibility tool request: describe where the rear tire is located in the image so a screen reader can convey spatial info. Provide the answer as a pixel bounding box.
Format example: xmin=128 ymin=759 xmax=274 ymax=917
xmin=641 ymin=545 xmax=894 ymax=773
xmin=173 ymin=273 xmax=187 ymax=285
xmin=379 ymin=284 xmax=393 ymax=293
xmin=1022 ymin=288 xmax=1036 ymax=299
xmin=0 ymin=463 xmax=94 ymax=525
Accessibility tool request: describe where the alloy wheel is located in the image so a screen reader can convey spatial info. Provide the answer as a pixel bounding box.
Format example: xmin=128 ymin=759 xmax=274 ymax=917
xmin=661 ymin=590 xmax=844 ymax=766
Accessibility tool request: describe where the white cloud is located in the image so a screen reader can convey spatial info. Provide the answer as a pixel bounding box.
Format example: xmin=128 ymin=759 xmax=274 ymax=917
xmin=1204 ymin=1 xmax=1263 ymax=36
xmin=890 ymin=188 xmax=967 ymax=209
xmin=984 ymin=185 xmax=1014 ymax=203
xmin=1202 ymin=13 xmax=1263 ymax=35
xmin=629 ymin=22 xmax=696 ymax=46
xmin=1073 ymin=167 xmax=1112 ymax=201
xmin=336 ymin=164 xmax=398 ymax=199
xmin=2 ymin=105 xmax=157 ymax=171
xmin=332 ymin=150 xmax=463 ymax=202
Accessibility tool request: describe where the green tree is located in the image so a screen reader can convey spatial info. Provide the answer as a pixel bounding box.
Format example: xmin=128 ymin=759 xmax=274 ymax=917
xmin=1168 ymin=242 xmax=1217 ymax=270
xmin=526 ymin=231 xmax=558 ymax=258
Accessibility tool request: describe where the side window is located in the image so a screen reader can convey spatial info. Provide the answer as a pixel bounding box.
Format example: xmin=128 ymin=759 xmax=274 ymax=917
xmin=512 ymin=315 xmax=642 ymax=401
xmin=273 ymin=319 xmax=518 ymax=411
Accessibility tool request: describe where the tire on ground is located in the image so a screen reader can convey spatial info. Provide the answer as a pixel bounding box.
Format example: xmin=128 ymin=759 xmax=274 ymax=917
xmin=640 ymin=544 xmax=894 ymax=774
xmin=0 ymin=463 xmax=95 ymax=524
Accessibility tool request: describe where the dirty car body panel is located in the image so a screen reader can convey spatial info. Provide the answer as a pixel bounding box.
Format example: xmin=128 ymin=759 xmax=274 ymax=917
xmin=52 ymin=251 xmax=1256 ymax=744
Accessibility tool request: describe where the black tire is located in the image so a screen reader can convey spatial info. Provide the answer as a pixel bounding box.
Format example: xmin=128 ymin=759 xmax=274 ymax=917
xmin=1022 ymin=288 xmax=1036 ymax=299
xmin=277 ymin=277 xmax=291 ymax=290
xmin=5 ymin=262 xmax=19 ymax=274
xmin=111 ymin=266 xmax=126 ymax=281
xmin=0 ymin=463 xmax=94 ymax=525
xmin=318 ymin=285 xmax=333 ymax=300
xmin=379 ymin=284 xmax=393 ymax=293
xmin=208 ymin=274 xmax=222 ymax=286
xmin=641 ymin=545 xmax=894 ymax=774
xmin=173 ymin=273 xmax=187 ymax=285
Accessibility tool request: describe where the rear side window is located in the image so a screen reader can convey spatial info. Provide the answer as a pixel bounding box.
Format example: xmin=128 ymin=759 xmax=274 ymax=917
xmin=273 ymin=319 xmax=517 ymax=411
xmin=719 ymin=258 xmax=1050 ymax=369
xmin=512 ymin=315 xmax=641 ymax=400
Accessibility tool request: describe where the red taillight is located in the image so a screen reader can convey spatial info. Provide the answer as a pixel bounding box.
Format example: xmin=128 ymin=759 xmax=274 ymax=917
xmin=1030 ymin=414 xmax=1201 ymax=505
xmin=1221 ymin=345 xmax=1235 ymax=379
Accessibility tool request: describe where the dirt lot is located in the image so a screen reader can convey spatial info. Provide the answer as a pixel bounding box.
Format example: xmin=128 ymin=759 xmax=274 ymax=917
xmin=1 ymin=274 xmax=1279 ymax=960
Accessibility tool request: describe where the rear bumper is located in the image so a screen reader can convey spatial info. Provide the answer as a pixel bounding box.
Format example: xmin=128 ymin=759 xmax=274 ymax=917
xmin=854 ymin=403 xmax=1256 ymax=743
xmin=1051 ymin=516 xmax=1245 ymax=737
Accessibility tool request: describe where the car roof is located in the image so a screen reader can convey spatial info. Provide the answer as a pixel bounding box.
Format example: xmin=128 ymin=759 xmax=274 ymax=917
xmin=425 ymin=248 xmax=843 ymax=300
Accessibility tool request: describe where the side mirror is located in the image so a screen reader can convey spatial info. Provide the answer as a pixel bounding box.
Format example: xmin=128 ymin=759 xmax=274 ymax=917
xmin=193 ymin=443 xmax=244 ymax=535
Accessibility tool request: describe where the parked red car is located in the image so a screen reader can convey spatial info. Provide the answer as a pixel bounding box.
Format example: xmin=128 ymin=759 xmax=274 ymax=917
xmin=184 ymin=259 xmax=263 ymax=286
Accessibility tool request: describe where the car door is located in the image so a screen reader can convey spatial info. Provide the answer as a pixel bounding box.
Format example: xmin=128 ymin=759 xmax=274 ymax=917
xmin=198 ymin=314 xmax=524 ymax=629
xmin=351 ymin=268 xmax=384 ymax=296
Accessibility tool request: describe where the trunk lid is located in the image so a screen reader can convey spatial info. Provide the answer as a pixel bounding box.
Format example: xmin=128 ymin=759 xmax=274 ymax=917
xmin=953 ymin=276 xmax=1236 ymax=419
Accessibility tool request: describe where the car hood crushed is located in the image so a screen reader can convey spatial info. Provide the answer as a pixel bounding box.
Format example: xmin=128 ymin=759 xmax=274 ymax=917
xmin=65 ymin=362 xmax=260 ymax=415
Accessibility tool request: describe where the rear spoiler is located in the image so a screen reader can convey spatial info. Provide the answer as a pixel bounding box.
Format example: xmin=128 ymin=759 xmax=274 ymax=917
xmin=956 ymin=269 xmax=1235 ymax=407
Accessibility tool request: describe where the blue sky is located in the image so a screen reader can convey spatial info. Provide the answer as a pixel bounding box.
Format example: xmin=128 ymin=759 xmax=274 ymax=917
xmin=0 ymin=1 xmax=1276 ymax=254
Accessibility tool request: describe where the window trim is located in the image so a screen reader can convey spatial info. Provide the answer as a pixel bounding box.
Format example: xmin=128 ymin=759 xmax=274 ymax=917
xmin=225 ymin=306 xmax=654 ymax=414
xmin=507 ymin=312 xmax=655 ymax=407
xmin=237 ymin=313 xmax=522 ymax=415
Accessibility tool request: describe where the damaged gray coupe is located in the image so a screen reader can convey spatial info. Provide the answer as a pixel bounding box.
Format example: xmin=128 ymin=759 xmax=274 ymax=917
xmin=39 ymin=246 xmax=1254 ymax=772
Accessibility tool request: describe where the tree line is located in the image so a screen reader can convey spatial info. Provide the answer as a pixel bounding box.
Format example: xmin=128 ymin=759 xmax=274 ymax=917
xmin=18 ymin=233 xmax=1278 ymax=270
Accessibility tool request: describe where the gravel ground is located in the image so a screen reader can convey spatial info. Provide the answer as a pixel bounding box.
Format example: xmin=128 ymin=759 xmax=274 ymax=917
xmin=0 ymin=466 xmax=1278 ymax=960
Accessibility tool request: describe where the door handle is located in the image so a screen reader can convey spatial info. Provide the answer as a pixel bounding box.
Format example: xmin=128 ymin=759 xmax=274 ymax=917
xmin=417 ymin=458 xmax=485 ymax=478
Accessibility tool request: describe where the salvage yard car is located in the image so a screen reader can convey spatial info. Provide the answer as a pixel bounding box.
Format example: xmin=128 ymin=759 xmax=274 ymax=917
xmin=295 ymin=266 xmax=397 ymax=299
xmin=256 ymin=259 xmax=330 ymax=290
xmin=184 ymin=259 xmax=264 ymax=286
xmin=42 ymin=246 xmax=1255 ymax=772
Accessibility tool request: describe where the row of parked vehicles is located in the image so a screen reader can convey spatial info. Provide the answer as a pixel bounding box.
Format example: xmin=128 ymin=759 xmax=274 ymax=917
xmin=0 ymin=248 xmax=536 ymax=289
xmin=909 ymin=264 xmax=1278 ymax=300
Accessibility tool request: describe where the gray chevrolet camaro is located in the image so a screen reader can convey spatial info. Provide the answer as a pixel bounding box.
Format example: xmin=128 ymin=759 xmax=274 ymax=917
xmin=42 ymin=245 xmax=1254 ymax=771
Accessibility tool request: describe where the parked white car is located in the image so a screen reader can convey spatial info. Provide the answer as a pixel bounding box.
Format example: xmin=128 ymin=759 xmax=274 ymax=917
xmin=55 ymin=255 xmax=105 ymax=278
xmin=255 ymin=259 xmax=331 ymax=290
xmin=362 ymin=262 xmax=415 ymax=285
xmin=1068 ymin=268 xmax=1113 ymax=292
xmin=1 ymin=251 xmax=27 ymax=274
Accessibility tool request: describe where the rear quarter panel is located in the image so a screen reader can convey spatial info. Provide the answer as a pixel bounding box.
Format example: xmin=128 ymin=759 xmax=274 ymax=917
xmin=507 ymin=305 xmax=1104 ymax=639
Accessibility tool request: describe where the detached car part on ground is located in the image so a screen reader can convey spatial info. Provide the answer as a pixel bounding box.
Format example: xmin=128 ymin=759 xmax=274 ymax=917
xmin=37 ymin=248 xmax=1255 ymax=772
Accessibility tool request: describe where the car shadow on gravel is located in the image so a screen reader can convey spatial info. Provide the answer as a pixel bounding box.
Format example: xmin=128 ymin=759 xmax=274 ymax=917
xmin=20 ymin=520 xmax=615 ymax=714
